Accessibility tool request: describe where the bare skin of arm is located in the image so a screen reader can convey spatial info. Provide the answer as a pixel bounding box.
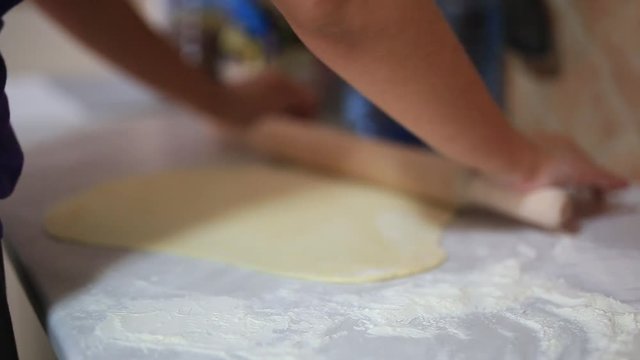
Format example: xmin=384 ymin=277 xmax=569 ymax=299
xmin=33 ymin=0 xmax=316 ymax=126
xmin=271 ymin=0 xmax=627 ymax=190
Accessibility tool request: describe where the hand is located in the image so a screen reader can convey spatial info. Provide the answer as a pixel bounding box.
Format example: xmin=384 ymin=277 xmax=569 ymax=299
xmin=515 ymin=133 xmax=628 ymax=191
xmin=227 ymin=69 xmax=318 ymax=126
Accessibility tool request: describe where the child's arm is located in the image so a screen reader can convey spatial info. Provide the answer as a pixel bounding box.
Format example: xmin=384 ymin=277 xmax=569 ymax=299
xmin=272 ymin=0 xmax=626 ymax=190
xmin=33 ymin=0 xmax=316 ymax=126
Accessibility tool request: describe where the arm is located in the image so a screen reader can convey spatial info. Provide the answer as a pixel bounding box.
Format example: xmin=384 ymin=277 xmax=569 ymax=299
xmin=271 ymin=0 xmax=626 ymax=189
xmin=33 ymin=0 xmax=315 ymax=126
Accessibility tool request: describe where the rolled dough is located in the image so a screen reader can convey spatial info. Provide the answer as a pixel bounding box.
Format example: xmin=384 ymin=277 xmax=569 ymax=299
xmin=45 ymin=165 xmax=453 ymax=283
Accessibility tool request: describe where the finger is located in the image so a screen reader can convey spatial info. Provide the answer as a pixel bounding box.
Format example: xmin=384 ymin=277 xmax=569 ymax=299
xmin=287 ymin=92 xmax=319 ymax=118
xmin=582 ymin=165 xmax=629 ymax=191
xmin=571 ymin=187 xmax=606 ymax=217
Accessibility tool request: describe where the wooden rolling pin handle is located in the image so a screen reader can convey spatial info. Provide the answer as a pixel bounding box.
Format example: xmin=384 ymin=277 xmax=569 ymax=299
xmin=246 ymin=116 xmax=572 ymax=229
xmin=463 ymin=177 xmax=573 ymax=229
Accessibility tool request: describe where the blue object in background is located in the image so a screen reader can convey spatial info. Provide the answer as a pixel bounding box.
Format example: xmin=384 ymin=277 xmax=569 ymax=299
xmin=171 ymin=0 xmax=272 ymax=40
xmin=203 ymin=0 xmax=273 ymax=44
xmin=342 ymin=0 xmax=505 ymax=145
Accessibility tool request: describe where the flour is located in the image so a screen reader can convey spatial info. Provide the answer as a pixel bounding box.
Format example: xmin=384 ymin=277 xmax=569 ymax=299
xmin=60 ymin=259 xmax=640 ymax=359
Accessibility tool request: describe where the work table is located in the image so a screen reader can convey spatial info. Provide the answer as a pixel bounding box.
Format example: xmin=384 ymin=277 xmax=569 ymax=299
xmin=2 ymin=77 xmax=640 ymax=359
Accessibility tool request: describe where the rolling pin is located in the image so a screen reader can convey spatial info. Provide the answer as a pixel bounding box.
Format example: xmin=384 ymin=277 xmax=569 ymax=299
xmin=245 ymin=116 xmax=572 ymax=229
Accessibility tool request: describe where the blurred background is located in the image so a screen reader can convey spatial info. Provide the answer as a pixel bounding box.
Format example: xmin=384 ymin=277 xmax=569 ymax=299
xmin=1 ymin=0 xmax=638 ymax=175
xmin=506 ymin=0 xmax=640 ymax=180
xmin=0 ymin=1 xmax=639 ymax=358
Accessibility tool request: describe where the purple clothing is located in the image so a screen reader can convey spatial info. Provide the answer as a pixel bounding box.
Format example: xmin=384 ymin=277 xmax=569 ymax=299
xmin=0 ymin=58 xmax=22 ymax=201
xmin=0 ymin=0 xmax=25 ymax=233
xmin=1 ymin=1 xmax=24 ymax=359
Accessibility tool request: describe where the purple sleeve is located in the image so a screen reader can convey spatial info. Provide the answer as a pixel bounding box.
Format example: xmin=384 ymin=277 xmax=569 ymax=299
xmin=0 ymin=53 xmax=23 ymax=200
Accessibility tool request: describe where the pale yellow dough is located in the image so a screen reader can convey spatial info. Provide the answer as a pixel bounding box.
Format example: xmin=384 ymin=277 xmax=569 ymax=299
xmin=45 ymin=165 xmax=453 ymax=283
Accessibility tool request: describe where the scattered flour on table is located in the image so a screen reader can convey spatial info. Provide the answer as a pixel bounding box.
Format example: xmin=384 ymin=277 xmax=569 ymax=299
xmin=61 ymin=259 xmax=640 ymax=359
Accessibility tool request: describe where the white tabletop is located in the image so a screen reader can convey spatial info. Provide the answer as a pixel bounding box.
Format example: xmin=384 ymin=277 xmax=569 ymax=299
xmin=2 ymin=77 xmax=640 ymax=360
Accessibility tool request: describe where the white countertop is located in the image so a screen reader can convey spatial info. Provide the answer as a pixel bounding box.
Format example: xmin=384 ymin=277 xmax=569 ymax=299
xmin=2 ymin=76 xmax=640 ymax=359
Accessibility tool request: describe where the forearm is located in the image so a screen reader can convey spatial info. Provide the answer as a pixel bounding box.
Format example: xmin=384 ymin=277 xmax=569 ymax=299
xmin=273 ymin=0 xmax=543 ymax=181
xmin=33 ymin=0 xmax=241 ymax=122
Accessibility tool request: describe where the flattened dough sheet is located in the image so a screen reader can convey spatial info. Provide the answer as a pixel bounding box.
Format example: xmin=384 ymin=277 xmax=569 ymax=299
xmin=45 ymin=165 xmax=453 ymax=282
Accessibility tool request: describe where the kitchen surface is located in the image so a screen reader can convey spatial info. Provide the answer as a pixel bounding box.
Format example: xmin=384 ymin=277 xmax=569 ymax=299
xmin=1 ymin=1 xmax=639 ymax=359
xmin=1 ymin=76 xmax=639 ymax=358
